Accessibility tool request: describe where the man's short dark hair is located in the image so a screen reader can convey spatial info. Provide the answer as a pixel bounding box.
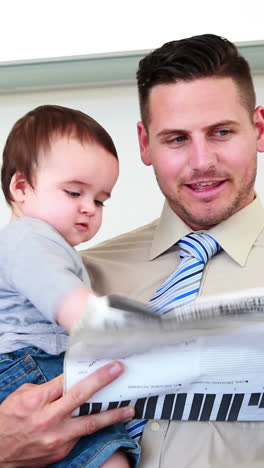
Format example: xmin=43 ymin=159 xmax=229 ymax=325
xmin=137 ymin=33 xmax=256 ymax=127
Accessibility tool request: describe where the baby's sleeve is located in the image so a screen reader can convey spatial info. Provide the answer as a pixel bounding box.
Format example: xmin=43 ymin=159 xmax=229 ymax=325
xmin=8 ymin=221 xmax=90 ymax=323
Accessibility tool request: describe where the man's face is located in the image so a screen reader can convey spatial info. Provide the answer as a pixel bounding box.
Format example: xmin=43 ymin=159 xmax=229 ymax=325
xmin=13 ymin=136 xmax=119 ymax=246
xmin=138 ymin=77 xmax=264 ymax=230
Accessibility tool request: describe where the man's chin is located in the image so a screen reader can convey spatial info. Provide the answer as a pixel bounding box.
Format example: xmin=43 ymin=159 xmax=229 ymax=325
xmin=172 ymin=204 xmax=234 ymax=230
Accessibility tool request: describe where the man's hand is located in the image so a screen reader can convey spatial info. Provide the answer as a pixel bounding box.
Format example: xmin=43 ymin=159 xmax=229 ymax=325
xmin=0 ymin=361 xmax=134 ymax=467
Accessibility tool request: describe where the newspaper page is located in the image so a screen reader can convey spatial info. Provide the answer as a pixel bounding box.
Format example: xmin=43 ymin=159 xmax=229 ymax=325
xmin=64 ymin=289 xmax=264 ymax=421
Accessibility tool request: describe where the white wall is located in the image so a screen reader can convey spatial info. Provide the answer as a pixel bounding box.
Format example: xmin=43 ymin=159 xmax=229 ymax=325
xmin=1 ymin=0 xmax=264 ymax=61
xmin=1 ymin=75 xmax=264 ymax=248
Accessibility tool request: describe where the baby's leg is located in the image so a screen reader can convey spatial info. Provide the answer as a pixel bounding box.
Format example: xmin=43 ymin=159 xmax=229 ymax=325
xmin=101 ymin=450 xmax=131 ymax=467
xmin=0 ymin=347 xmax=59 ymax=404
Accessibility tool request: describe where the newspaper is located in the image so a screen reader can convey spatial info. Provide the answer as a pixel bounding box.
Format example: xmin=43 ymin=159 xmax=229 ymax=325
xmin=64 ymin=289 xmax=264 ymax=421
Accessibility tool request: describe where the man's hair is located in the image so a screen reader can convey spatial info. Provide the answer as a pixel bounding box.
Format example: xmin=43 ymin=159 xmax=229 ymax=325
xmin=1 ymin=104 xmax=118 ymax=205
xmin=137 ymin=33 xmax=256 ymax=127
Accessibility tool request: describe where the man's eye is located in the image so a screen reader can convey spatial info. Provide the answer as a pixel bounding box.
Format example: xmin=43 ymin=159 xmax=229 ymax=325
xmin=216 ymin=129 xmax=230 ymax=136
xmin=168 ymin=135 xmax=186 ymax=144
xmin=95 ymin=200 xmax=105 ymax=207
xmin=65 ymin=190 xmax=80 ymax=198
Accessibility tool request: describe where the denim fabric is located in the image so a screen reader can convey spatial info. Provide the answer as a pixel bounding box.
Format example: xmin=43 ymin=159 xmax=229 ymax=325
xmin=0 ymin=347 xmax=140 ymax=467
xmin=50 ymin=424 xmax=141 ymax=468
xmin=0 ymin=347 xmax=62 ymax=400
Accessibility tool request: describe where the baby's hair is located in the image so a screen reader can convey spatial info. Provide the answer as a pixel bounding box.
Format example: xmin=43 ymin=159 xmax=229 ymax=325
xmin=1 ymin=104 xmax=118 ymax=205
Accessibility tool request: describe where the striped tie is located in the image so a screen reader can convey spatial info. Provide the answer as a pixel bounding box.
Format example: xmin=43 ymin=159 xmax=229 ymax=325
xmin=125 ymin=232 xmax=221 ymax=443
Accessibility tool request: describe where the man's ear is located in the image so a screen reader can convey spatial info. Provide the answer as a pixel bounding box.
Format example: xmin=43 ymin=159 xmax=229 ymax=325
xmin=9 ymin=172 xmax=29 ymax=202
xmin=137 ymin=121 xmax=152 ymax=166
xmin=254 ymin=106 xmax=264 ymax=152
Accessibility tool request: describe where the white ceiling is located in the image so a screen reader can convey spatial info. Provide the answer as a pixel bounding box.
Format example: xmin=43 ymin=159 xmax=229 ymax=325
xmin=1 ymin=0 xmax=264 ymax=62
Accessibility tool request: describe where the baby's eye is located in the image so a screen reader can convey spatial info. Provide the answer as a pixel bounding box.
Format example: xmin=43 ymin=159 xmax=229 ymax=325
xmin=95 ymin=200 xmax=105 ymax=207
xmin=65 ymin=190 xmax=80 ymax=198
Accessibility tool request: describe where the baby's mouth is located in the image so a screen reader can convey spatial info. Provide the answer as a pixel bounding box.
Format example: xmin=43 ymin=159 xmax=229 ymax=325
xmin=75 ymin=223 xmax=88 ymax=231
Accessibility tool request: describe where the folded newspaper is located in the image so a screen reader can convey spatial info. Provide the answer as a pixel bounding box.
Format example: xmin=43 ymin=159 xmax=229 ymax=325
xmin=64 ymin=289 xmax=264 ymax=421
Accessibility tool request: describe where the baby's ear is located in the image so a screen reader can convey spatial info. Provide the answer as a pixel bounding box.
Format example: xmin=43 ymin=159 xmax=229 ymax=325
xmin=9 ymin=171 xmax=29 ymax=202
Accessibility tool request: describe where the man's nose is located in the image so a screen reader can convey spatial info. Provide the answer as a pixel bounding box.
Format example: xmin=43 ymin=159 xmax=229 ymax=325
xmin=190 ymin=138 xmax=217 ymax=171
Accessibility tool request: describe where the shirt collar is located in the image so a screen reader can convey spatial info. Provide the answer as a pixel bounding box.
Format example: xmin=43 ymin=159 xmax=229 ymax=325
xmin=150 ymin=195 xmax=264 ymax=266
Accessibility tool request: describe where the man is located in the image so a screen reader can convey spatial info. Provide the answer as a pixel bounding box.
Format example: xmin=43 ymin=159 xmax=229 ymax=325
xmin=82 ymin=34 xmax=264 ymax=467
xmin=1 ymin=33 xmax=264 ymax=467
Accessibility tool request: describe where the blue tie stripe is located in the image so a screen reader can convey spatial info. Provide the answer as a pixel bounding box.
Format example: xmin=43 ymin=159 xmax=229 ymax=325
xmin=179 ymin=233 xmax=219 ymax=263
xmin=189 ymin=235 xmax=210 ymax=261
xmin=125 ymin=419 xmax=148 ymax=441
xmin=126 ymin=419 xmax=148 ymax=434
xmin=163 ymin=287 xmax=200 ymax=307
xmin=149 ymin=271 xmax=204 ymax=312
xmin=179 ymin=239 xmax=206 ymax=263
xmin=150 ymin=261 xmax=202 ymax=299
xmin=166 ymin=268 xmax=203 ymax=291
xmin=151 ymin=289 xmax=201 ymax=314
xmin=149 ymin=265 xmax=203 ymax=303
xmin=125 ymin=232 xmax=220 ymax=443
xmin=195 ymin=232 xmax=220 ymax=255
xmin=152 ymin=283 xmax=202 ymax=313
xmin=150 ymin=234 xmax=219 ymax=315
xmin=189 ymin=233 xmax=216 ymax=259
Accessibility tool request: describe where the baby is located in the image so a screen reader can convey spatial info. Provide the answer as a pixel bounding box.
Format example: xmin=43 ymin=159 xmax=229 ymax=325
xmin=0 ymin=105 xmax=139 ymax=467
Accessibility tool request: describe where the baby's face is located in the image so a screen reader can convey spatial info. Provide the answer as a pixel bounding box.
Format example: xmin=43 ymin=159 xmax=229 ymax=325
xmin=17 ymin=136 xmax=119 ymax=246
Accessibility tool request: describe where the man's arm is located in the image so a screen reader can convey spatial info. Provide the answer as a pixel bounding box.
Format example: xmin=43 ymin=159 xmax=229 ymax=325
xmin=0 ymin=361 xmax=134 ymax=467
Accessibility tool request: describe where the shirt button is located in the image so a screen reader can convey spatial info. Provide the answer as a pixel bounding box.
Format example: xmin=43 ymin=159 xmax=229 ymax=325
xmin=151 ymin=422 xmax=160 ymax=432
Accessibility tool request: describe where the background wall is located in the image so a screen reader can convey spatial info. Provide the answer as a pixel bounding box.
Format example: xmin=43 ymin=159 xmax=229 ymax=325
xmin=0 ymin=75 xmax=264 ymax=248
xmin=1 ymin=0 xmax=263 ymax=61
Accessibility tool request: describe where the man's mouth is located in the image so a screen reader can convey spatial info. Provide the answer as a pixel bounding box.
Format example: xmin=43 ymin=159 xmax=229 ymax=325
xmin=186 ymin=180 xmax=225 ymax=192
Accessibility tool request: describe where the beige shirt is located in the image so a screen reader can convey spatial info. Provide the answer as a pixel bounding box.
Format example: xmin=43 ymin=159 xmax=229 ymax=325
xmin=82 ymin=196 xmax=264 ymax=468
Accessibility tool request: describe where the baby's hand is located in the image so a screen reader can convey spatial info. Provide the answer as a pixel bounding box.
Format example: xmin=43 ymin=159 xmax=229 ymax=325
xmin=77 ymin=294 xmax=125 ymax=329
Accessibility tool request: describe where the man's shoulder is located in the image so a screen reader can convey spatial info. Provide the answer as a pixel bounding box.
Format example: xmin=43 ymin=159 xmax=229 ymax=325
xmin=86 ymin=218 xmax=159 ymax=255
xmin=81 ymin=218 xmax=160 ymax=295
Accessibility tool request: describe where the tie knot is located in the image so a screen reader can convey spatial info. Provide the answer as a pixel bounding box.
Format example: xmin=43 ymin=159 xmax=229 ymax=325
xmin=178 ymin=232 xmax=220 ymax=264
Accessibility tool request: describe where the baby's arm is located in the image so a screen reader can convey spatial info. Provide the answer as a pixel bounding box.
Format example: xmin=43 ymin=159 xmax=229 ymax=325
xmin=57 ymin=291 xmax=133 ymax=467
xmin=101 ymin=450 xmax=131 ymax=468
xmin=56 ymin=286 xmax=95 ymax=331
